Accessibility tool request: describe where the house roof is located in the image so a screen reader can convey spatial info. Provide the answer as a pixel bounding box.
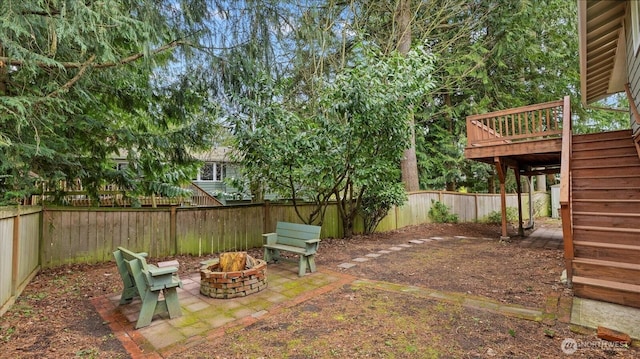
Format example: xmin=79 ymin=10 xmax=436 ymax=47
xmin=113 ymin=147 xmax=236 ymax=162
xmin=193 ymin=147 xmax=234 ymax=162
xmin=578 ymin=0 xmax=628 ymax=105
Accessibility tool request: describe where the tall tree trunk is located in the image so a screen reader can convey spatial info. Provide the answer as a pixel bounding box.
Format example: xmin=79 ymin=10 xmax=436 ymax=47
xmin=396 ymin=0 xmax=420 ymax=192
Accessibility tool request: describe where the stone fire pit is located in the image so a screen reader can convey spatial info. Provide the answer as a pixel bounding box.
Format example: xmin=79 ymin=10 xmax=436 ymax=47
xmin=199 ymin=252 xmax=267 ymax=299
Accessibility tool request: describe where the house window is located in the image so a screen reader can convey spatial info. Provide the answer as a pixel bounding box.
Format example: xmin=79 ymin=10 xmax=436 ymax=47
xmin=196 ymin=162 xmax=226 ymax=182
xmin=200 ymin=163 xmax=214 ymax=181
xmin=632 ymin=1 xmax=640 ymax=55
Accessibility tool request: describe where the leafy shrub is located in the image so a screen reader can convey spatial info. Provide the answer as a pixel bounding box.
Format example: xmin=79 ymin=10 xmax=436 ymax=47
xmin=485 ymin=207 xmax=518 ymax=224
xmin=360 ymin=183 xmax=407 ymax=234
xmin=428 ymin=200 xmax=458 ymax=223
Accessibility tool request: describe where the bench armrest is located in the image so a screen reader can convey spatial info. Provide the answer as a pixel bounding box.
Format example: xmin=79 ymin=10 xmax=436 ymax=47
xmin=148 ymin=265 xmax=178 ymax=277
xmin=263 ymin=233 xmax=278 ymax=245
xmin=304 ymin=238 xmax=320 ymax=253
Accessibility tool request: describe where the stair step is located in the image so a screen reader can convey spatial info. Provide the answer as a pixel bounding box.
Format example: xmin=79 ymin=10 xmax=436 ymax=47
xmin=573 ymin=212 xmax=640 ymax=231
xmin=572 ymin=141 xmax=635 ymax=152
xmin=572 ymin=154 xmax=640 ymax=167
xmin=573 ymin=227 xmax=640 ymax=246
xmin=572 ymin=163 xmax=640 ymax=171
xmin=574 ymin=224 xmax=640 ymax=234
xmin=573 ymin=199 xmax=640 ymax=213
xmin=572 ymin=144 xmax=638 ymax=159
xmin=571 ymin=187 xmax=640 ymax=194
xmin=572 ymin=188 xmax=640 ymax=200
xmin=572 ymin=165 xmax=640 ymax=178
xmin=573 ymin=259 xmax=640 ymax=286
xmin=572 ymin=275 xmax=640 ymax=301
xmin=573 ymin=240 xmax=640 ymax=264
xmin=573 ymin=258 xmax=640 ymax=271
xmin=573 ymin=177 xmax=640 ymax=188
xmin=572 ymin=130 xmax=632 ymax=143
xmin=572 ymin=276 xmax=640 ymax=308
xmin=573 ymin=276 xmax=640 ymax=293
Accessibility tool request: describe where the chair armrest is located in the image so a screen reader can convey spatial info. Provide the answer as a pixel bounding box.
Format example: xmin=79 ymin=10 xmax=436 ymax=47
xmin=304 ymin=239 xmax=320 ymax=253
xmin=263 ymin=233 xmax=278 ymax=245
xmin=148 ymin=265 xmax=178 ymax=277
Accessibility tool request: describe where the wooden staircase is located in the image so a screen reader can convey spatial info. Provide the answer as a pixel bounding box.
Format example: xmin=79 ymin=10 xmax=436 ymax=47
xmin=569 ymin=129 xmax=640 ymax=308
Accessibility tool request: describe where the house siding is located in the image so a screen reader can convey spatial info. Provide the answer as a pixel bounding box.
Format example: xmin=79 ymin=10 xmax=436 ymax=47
xmin=193 ymin=164 xmax=244 ymax=198
xmin=626 ymin=4 xmax=640 ymax=135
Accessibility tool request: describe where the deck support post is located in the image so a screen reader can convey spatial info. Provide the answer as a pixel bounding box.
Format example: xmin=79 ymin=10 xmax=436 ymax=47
xmin=494 ymin=157 xmax=509 ymax=239
xmin=514 ymin=166 xmax=524 ymax=236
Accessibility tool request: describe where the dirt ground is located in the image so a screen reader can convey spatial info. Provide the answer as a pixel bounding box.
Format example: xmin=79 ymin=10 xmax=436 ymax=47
xmin=1 ymin=220 xmax=638 ymax=358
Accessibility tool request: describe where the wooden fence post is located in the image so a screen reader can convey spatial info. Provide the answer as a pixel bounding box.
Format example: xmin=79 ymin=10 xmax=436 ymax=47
xmin=170 ymin=206 xmax=177 ymax=255
xmin=474 ymin=194 xmax=479 ymax=222
xmin=263 ymin=200 xmax=270 ymax=233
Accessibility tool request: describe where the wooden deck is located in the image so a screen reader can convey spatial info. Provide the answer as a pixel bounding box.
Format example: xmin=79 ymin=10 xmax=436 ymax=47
xmin=464 ymin=97 xmax=568 ymax=175
xmin=465 ymin=96 xmax=640 ymax=309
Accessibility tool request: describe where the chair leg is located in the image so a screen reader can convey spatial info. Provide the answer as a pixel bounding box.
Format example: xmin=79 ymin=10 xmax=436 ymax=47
xmin=119 ymin=286 xmax=138 ymax=305
xmin=298 ymin=256 xmax=307 ymax=276
xmin=265 ymin=248 xmax=281 ymax=263
xmin=136 ymin=290 xmax=160 ymax=329
xmin=164 ymin=287 xmax=182 ymax=319
xmin=307 ymin=255 xmax=317 ymax=273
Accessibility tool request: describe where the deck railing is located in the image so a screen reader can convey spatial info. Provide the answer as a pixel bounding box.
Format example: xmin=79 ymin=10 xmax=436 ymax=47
xmin=466 ymin=98 xmax=567 ymax=147
xmin=187 ymin=183 xmax=224 ymax=206
xmin=32 ymin=181 xmax=223 ymax=207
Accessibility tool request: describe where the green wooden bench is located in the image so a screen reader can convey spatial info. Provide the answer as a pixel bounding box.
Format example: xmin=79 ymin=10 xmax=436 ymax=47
xmin=113 ymin=247 xmax=183 ymax=329
xmin=263 ymin=221 xmax=322 ymax=276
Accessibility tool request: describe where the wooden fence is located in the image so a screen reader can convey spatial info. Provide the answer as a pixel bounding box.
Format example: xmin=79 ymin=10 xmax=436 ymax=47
xmin=0 ymin=207 xmax=41 ymax=317
xmin=2 ymin=190 xmax=549 ymax=314
xmin=39 ymin=190 xmax=549 ymax=268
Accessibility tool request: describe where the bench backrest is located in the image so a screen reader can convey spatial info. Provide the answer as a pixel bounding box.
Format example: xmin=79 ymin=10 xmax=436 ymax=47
xmin=117 ymin=247 xmax=150 ymax=271
xmin=275 ymin=221 xmax=321 ymax=247
xmin=125 ymin=255 xmax=149 ymax=297
xmin=116 ymin=247 xmax=152 ymax=294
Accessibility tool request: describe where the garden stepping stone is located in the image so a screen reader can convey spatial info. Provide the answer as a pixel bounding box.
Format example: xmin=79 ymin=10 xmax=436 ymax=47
xmin=338 ymin=262 xmax=356 ymax=269
xmin=352 ymin=257 xmax=370 ymax=262
xmin=389 ymin=247 xmax=403 ymax=251
xmin=365 ymin=253 xmax=382 ymax=258
xmin=409 ymin=240 xmax=425 ymax=244
xmin=398 ymin=244 xmax=412 ymax=248
xmin=378 ymin=250 xmax=392 ymax=254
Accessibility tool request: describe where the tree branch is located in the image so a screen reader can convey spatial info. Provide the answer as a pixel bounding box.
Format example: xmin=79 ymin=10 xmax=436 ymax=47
xmin=47 ymin=54 xmax=96 ymax=98
xmin=0 ymin=40 xmax=189 ymax=70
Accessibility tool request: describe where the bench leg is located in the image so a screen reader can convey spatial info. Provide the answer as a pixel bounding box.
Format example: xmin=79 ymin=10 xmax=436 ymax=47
xmin=307 ymin=255 xmax=317 ymax=273
xmin=298 ymin=256 xmax=307 ymax=276
xmin=264 ymin=248 xmax=281 ymax=263
xmin=136 ymin=290 xmax=160 ymax=329
xmin=119 ymin=286 xmax=138 ymax=305
xmin=164 ymin=287 xmax=182 ymax=319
